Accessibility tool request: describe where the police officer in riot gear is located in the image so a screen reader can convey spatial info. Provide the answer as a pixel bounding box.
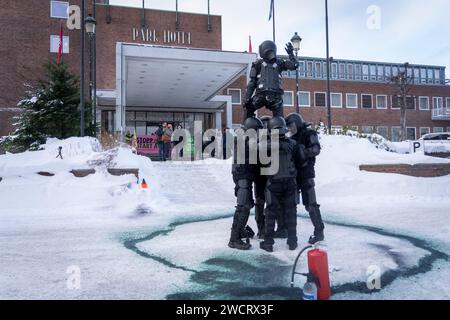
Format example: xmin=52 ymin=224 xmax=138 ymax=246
xmin=243 ymin=41 xmax=299 ymax=118
xmin=256 ymin=115 xmax=287 ymax=239
xmin=251 ymin=116 xmax=271 ymax=239
xmin=260 ymin=117 xmax=299 ymax=252
xmin=285 ymin=113 xmax=325 ymax=244
xmin=229 ymin=117 xmax=264 ymax=250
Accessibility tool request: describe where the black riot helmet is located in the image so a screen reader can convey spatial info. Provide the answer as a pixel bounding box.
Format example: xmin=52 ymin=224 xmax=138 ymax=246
xmin=285 ymin=113 xmax=310 ymax=136
xmin=268 ymin=116 xmax=289 ymax=135
xmin=243 ymin=117 xmax=264 ymax=131
xmin=259 ymin=116 xmax=272 ymax=129
xmin=259 ymin=40 xmax=277 ymax=62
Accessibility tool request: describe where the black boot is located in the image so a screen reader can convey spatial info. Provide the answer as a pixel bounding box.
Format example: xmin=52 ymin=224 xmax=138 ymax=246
xmin=288 ymin=242 xmax=298 ymax=250
xmin=308 ymin=204 xmax=325 ymax=244
xmin=229 ymin=238 xmax=251 ymax=250
xmin=260 ymin=241 xmax=273 ymax=252
xmin=308 ymin=229 xmax=324 ymax=244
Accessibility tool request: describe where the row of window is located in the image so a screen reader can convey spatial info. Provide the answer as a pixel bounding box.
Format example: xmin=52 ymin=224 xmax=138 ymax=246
xmin=330 ymin=125 xmax=450 ymax=142
xmin=282 ymin=59 xmax=445 ymax=85
xmin=227 ymin=88 xmax=450 ymax=111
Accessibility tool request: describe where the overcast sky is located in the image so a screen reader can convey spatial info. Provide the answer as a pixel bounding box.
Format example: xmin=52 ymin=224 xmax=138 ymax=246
xmin=110 ymin=0 xmax=450 ymax=77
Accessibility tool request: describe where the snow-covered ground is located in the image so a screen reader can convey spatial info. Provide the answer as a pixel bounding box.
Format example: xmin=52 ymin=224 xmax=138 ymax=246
xmin=0 ymin=135 xmax=449 ymax=299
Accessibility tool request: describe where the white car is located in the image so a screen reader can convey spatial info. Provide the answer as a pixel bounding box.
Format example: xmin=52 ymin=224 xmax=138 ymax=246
xmin=419 ymin=133 xmax=450 ymax=154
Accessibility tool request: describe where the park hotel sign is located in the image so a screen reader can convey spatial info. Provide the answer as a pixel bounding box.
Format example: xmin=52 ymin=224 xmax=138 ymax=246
xmin=132 ymin=27 xmax=192 ymax=45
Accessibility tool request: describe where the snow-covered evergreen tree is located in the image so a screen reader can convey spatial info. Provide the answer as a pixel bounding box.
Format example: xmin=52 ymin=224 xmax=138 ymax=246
xmin=4 ymin=61 xmax=93 ymax=151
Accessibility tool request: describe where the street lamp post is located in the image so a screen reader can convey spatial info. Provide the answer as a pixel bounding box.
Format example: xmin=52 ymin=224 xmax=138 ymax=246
xmin=80 ymin=0 xmax=85 ymax=137
xmin=85 ymin=14 xmax=96 ymax=136
xmin=290 ymin=32 xmax=302 ymax=114
xmin=325 ymin=0 xmax=332 ymax=133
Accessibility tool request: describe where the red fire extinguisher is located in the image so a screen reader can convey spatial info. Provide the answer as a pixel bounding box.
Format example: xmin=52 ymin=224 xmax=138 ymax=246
xmin=291 ymin=245 xmax=331 ymax=300
xmin=307 ymin=248 xmax=331 ymax=300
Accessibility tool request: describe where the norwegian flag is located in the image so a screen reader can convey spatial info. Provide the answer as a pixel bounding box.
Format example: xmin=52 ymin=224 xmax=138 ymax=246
xmin=57 ymin=22 xmax=63 ymax=64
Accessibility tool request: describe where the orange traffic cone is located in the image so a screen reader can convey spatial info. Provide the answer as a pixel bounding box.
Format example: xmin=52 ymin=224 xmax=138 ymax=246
xmin=141 ymin=179 xmax=148 ymax=189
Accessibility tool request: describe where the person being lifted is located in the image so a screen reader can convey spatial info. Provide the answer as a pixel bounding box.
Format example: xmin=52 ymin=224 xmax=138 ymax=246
xmin=243 ymin=40 xmax=299 ymax=119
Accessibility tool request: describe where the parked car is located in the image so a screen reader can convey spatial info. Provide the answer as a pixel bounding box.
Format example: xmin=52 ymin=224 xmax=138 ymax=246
xmin=420 ymin=133 xmax=450 ymax=141
xmin=419 ymin=133 xmax=450 ymax=155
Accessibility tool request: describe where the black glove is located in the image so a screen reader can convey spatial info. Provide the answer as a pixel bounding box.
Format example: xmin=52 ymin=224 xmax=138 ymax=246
xmin=298 ymin=144 xmax=308 ymax=165
xmin=285 ymin=42 xmax=294 ymax=57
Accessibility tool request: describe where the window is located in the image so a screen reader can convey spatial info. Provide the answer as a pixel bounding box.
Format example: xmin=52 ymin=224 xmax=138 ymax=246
xmin=50 ymin=35 xmax=69 ymax=53
xmin=347 ymin=64 xmax=354 ymax=80
xmin=407 ymin=67 xmax=413 ymax=78
xmin=51 ymin=1 xmax=69 ymax=18
xmin=406 ymin=96 xmax=415 ymax=110
xmin=314 ymin=92 xmax=326 ymax=107
xmin=331 ymin=126 xmax=343 ymax=134
xmin=299 ymin=61 xmax=305 ymax=76
xmin=346 ymin=93 xmax=358 ymax=108
xmin=362 ymin=126 xmax=374 ymax=134
xmin=135 ymin=112 xmax=146 ymax=121
xmin=414 ymin=69 xmax=420 ymax=83
xmin=446 ymin=98 xmax=450 ymax=113
xmin=377 ymin=126 xmax=389 ymax=139
xmin=126 ymin=111 xmax=136 ymax=121
xmin=370 ymin=65 xmax=376 ymax=81
xmin=377 ymin=65 xmax=384 ymax=81
xmin=362 ymin=64 xmax=369 ymax=80
xmin=385 ymin=66 xmax=392 ymax=78
xmin=427 ymin=69 xmax=434 ymax=83
xmin=355 ymin=64 xmax=362 ymax=80
xmin=283 ymin=91 xmax=294 ymax=107
xmin=419 ymin=96 xmax=430 ymax=110
xmin=392 ymin=95 xmax=400 ymax=109
xmin=376 ymin=95 xmax=388 ymax=109
xmin=361 ymin=94 xmax=373 ymax=109
xmin=331 ymin=63 xmax=338 ymax=79
xmin=433 ymin=127 xmax=444 ymax=133
xmin=435 ymin=69 xmax=441 ymax=84
xmin=420 ymin=68 xmax=427 ymax=83
xmin=298 ymin=91 xmax=311 ymax=107
xmin=392 ymin=66 xmax=399 ymax=77
xmin=315 ymin=62 xmax=323 ymax=78
xmin=339 ymin=64 xmax=346 ymax=79
xmin=307 ymin=61 xmax=313 ymax=77
xmin=420 ymin=127 xmax=430 ymax=137
xmin=227 ymin=89 xmax=241 ymax=105
xmin=406 ymin=127 xmax=416 ymax=140
xmin=391 ymin=127 xmax=402 ymax=142
xmin=331 ymin=93 xmax=342 ymax=108
xmin=433 ymin=97 xmax=443 ymax=111
xmin=392 ymin=95 xmax=415 ymax=109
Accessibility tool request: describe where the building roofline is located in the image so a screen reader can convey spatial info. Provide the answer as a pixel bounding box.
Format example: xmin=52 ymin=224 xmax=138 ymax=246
xmin=119 ymin=42 xmax=256 ymax=56
xmin=278 ymin=55 xmax=446 ymax=70
xmin=95 ymin=3 xmax=222 ymax=18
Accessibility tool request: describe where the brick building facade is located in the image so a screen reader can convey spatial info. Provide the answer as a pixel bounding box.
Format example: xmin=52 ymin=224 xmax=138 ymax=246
xmin=1 ymin=0 xmax=449 ymax=141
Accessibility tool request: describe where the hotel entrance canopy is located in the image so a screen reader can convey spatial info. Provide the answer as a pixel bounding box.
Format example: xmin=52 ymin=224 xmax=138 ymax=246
xmin=113 ymin=43 xmax=256 ymax=132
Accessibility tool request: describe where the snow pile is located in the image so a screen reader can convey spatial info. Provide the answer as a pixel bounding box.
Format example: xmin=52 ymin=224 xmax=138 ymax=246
xmin=1 ymin=135 xmax=450 ymax=299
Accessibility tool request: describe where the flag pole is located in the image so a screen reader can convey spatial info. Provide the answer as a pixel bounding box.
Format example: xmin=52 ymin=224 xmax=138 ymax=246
xmin=272 ymin=0 xmax=276 ymax=42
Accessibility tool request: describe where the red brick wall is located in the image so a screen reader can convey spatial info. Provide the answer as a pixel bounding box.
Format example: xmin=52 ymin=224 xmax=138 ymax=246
xmin=0 ymin=0 xmax=87 ymax=136
xmin=0 ymin=1 xmax=221 ymax=135
xmin=95 ymin=4 xmax=222 ymax=90
xmin=359 ymin=163 xmax=450 ymax=177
